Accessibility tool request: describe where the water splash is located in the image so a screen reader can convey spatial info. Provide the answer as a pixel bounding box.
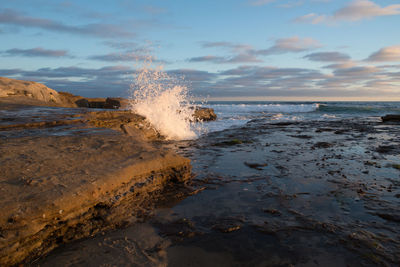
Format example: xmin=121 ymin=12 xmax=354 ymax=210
xmin=129 ymin=61 xmax=198 ymax=140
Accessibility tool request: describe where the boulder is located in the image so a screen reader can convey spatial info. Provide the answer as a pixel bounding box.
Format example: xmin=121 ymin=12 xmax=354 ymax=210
xmin=104 ymin=98 xmax=122 ymax=109
xmin=84 ymin=98 xmax=104 ymax=108
xmin=193 ymin=107 xmax=217 ymax=121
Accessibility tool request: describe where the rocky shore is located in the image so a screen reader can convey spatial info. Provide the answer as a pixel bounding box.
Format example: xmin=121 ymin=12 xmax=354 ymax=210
xmin=34 ymin=112 xmax=400 ymax=266
xmin=0 ymin=77 xmax=215 ymax=265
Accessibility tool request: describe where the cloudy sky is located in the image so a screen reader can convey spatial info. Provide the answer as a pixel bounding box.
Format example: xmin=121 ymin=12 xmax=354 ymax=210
xmin=1 ymin=0 xmax=400 ymax=100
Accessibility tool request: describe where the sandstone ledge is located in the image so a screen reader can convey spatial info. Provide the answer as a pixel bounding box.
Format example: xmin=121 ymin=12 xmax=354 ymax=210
xmin=0 ymin=133 xmax=191 ymax=266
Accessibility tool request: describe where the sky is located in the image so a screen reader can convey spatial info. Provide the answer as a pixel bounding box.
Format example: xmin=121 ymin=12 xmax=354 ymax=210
xmin=0 ymin=0 xmax=400 ymax=101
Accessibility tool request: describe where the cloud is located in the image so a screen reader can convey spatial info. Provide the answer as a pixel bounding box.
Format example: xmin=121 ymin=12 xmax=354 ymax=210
xmin=206 ymin=63 xmax=396 ymax=99
xmin=333 ymin=66 xmax=379 ymax=77
xmin=1 ymin=58 xmax=397 ymax=99
xmin=294 ymin=0 xmax=400 ymax=24
xmin=201 ymin=41 xmax=253 ymax=51
xmin=188 ymin=54 xmax=262 ymax=64
xmin=188 ymin=55 xmax=227 ymax=63
xmin=0 ymin=65 xmax=134 ymax=97
xmin=103 ymin=41 xmax=140 ymax=50
xmin=294 ymin=13 xmax=327 ymax=24
xmin=228 ymin=53 xmax=263 ymax=63
xmin=191 ymin=42 xmax=263 ymax=64
xmin=88 ymin=52 xmax=152 ymax=62
xmin=191 ymin=36 xmax=321 ymax=64
xmin=0 ymin=65 xmax=132 ymax=79
xmin=304 ymin=52 xmax=350 ymax=62
xmin=334 ymin=0 xmax=400 ymax=21
xmin=208 ymin=65 xmax=329 ymax=97
xmin=366 ymin=45 xmax=400 ymax=62
xmin=201 ymin=41 xmax=233 ymax=48
xmin=323 ymin=62 xmax=356 ymax=69
xmin=0 ymin=66 xmax=212 ymax=98
xmin=257 ymin=36 xmax=322 ymax=55
xmin=0 ymin=8 xmax=135 ymax=38
xmin=167 ymin=69 xmax=217 ymax=83
xmin=3 ymin=47 xmax=70 ymax=58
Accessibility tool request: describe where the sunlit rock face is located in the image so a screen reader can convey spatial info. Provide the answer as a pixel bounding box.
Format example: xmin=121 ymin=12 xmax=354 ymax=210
xmin=0 ymin=77 xmax=62 ymax=103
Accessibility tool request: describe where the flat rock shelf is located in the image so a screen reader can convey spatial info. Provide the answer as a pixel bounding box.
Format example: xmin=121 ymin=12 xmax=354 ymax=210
xmin=0 ymin=131 xmax=191 ymax=266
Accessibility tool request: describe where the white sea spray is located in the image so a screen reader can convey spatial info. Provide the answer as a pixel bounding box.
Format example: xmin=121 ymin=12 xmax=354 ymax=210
xmin=129 ymin=61 xmax=198 ymax=140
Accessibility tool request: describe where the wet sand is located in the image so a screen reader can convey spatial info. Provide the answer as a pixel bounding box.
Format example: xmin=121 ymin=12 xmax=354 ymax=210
xmin=36 ymin=116 xmax=400 ymax=266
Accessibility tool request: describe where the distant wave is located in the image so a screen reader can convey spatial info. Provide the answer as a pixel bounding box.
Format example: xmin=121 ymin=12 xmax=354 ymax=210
xmin=208 ymin=103 xmax=320 ymax=114
xmin=317 ymin=103 xmax=400 ymax=114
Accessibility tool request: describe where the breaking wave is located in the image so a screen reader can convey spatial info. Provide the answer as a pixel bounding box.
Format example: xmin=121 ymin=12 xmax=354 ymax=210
xmin=129 ymin=62 xmax=198 ymax=140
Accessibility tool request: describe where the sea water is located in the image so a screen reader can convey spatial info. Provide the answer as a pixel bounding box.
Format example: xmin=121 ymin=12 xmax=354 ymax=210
xmin=197 ymin=101 xmax=400 ymax=133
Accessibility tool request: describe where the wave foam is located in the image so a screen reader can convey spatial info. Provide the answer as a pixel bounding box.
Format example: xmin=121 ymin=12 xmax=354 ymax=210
xmin=129 ymin=65 xmax=197 ymax=140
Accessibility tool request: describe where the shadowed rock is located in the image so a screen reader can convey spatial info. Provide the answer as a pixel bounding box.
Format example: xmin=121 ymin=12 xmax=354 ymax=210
xmin=381 ymin=114 xmax=400 ymax=122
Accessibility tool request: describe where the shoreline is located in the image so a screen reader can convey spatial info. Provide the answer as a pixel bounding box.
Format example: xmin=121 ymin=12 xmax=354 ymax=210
xmin=34 ymin=114 xmax=400 ymax=266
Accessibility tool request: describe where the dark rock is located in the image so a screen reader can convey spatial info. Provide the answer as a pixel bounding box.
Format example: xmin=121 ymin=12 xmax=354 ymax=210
xmin=334 ymin=129 xmax=348 ymax=134
xmin=244 ymin=162 xmax=268 ymax=170
xmin=289 ymin=135 xmax=313 ymax=139
xmin=88 ymin=99 xmax=106 ymax=109
xmin=313 ymin=142 xmax=333 ymax=149
xmin=75 ymin=98 xmax=90 ymax=108
xmin=193 ymin=107 xmax=217 ymax=121
xmin=213 ymin=139 xmax=243 ymax=146
xmin=104 ymin=98 xmax=129 ymax=109
xmin=381 ymin=114 xmax=400 ymax=122
xmin=104 ymin=98 xmax=121 ymax=109
xmin=155 ymin=218 xmax=196 ymax=239
xmin=263 ymin=209 xmax=282 ymax=216
xmin=271 ymin=122 xmax=294 ymax=126
xmin=212 ymin=219 xmax=242 ymax=233
xmin=375 ymin=213 xmax=400 ymax=222
xmin=392 ymin=164 xmax=400 ymax=170
xmin=376 ymin=145 xmax=396 ymax=154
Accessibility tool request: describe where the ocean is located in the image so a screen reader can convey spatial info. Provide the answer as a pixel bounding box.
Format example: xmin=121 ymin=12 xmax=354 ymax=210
xmin=200 ymin=101 xmax=400 ymax=134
